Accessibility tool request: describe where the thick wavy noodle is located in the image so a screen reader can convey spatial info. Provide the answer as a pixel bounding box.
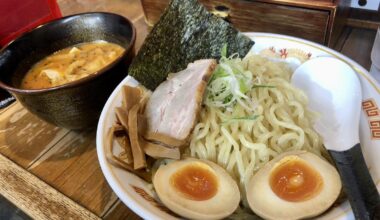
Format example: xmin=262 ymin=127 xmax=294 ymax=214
xmin=189 ymin=54 xmax=326 ymax=202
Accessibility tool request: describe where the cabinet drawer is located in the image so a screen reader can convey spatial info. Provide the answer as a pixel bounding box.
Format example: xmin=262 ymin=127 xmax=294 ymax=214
xmin=141 ymin=0 xmax=330 ymax=44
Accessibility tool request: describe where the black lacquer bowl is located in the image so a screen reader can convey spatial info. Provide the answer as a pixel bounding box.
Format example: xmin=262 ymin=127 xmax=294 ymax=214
xmin=0 ymin=12 xmax=135 ymax=130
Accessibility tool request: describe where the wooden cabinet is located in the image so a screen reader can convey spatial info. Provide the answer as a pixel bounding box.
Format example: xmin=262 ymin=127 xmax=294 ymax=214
xmin=140 ymin=0 xmax=351 ymax=47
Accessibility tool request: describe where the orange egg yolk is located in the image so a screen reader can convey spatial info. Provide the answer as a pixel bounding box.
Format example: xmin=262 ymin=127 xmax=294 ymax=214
xmin=170 ymin=164 xmax=218 ymax=201
xmin=269 ymin=157 xmax=323 ymax=202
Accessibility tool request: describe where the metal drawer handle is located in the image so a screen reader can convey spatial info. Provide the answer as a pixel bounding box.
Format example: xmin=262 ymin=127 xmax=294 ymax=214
xmin=211 ymin=5 xmax=230 ymax=20
xmin=359 ymin=0 xmax=367 ymax=6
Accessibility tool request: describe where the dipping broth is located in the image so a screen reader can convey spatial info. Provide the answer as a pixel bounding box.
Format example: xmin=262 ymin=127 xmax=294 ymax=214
xmin=20 ymin=41 xmax=125 ymax=89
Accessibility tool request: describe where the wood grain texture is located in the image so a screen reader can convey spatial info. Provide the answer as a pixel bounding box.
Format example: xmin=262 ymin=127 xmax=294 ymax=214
xmin=349 ymin=8 xmax=380 ymax=22
xmin=57 ymin=0 xmax=144 ymax=22
xmin=0 ymin=1 xmax=150 ymax=218
xmin=207 ymin=0 xmax=330 ymax=44
xmin=333 ymin=26 xmax=351 ymax=52
xmin=341 ymin=28 xmax=377 ymax=70
xmin=347 ymin=18 xmax=380 ymax=30
xmin=134 ymin=15 xmax=150 ymax=52
xmin=0 ymin=0 xmax=376 ymax=219
xmin=326 ymin=0 xmax=350 ymax=48
xmin=252 ymin=0 xmax=336 ymax=9
xmin=103 ymin=200 xmax=141 ymax=220
xmin=0 ymin=102 xmax=69 ymax=168
xmin=0 ymin=153 xmax=99 ymax=220
xmin=141 ymin=0 xmax=330 ymax=44
xmin=29 ymin=130 xmax=117 ymax=216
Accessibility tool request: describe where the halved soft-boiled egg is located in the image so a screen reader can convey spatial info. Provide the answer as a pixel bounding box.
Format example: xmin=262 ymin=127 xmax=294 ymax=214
xmin=246 ymin=150 xmax=342 ymax=220
xmin=153 ymin=158 xmax=240 ymax=220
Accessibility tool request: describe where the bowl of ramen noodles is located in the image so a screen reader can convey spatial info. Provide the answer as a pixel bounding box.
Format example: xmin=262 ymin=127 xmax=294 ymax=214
xmin=0 ymin=12 xmax=135 ymax=129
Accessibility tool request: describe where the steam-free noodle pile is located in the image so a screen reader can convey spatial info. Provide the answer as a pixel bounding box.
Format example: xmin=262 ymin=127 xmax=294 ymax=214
xmin=189 ymin=54 xmax=326 ymax=198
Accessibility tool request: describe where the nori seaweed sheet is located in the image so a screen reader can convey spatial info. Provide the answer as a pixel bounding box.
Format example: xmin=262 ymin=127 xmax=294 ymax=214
xmin=128 ymin=0 xmax=254 ymax=90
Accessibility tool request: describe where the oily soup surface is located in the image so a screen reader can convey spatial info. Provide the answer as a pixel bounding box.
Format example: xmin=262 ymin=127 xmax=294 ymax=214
xmin=21 ymin=41 xmax=125 ymax=89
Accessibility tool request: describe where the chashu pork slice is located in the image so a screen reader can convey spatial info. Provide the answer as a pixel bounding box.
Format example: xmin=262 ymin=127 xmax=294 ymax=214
xmin=144 ymin=59 xmax=217 ymax=146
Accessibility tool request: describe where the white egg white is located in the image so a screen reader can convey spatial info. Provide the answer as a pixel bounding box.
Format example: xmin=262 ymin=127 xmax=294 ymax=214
xmin=246 ymin=150 xmax=342 ymax=220
xmin=153 ymin=158 xmax=240 ymax=220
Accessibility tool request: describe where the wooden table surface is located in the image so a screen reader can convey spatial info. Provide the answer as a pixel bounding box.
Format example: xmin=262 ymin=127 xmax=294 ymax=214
xmin=0 ymin=0 xmax=377 ymax=219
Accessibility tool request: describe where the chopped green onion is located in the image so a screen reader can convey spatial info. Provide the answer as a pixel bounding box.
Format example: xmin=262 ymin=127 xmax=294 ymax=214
xmin=206 ymin=45 xmax=255 ymax=110
xmin=221 ymin=43 xmax=227 ymax=57
xmin=252 ymin=85 xmax=275 ymax=89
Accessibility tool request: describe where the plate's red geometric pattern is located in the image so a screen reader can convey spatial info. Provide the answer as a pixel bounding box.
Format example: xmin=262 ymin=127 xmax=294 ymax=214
xmin=259 ymin=47 xmax=312 ymax=63
xmin=362 ymin=99 xmax=380 ymax=139
xmin=130 ymin=184 xmax=175 ymax=215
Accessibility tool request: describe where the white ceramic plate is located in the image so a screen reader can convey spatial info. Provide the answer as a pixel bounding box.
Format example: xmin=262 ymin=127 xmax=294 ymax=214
xmin=96 ymin=33 xmax=380 ymax=220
